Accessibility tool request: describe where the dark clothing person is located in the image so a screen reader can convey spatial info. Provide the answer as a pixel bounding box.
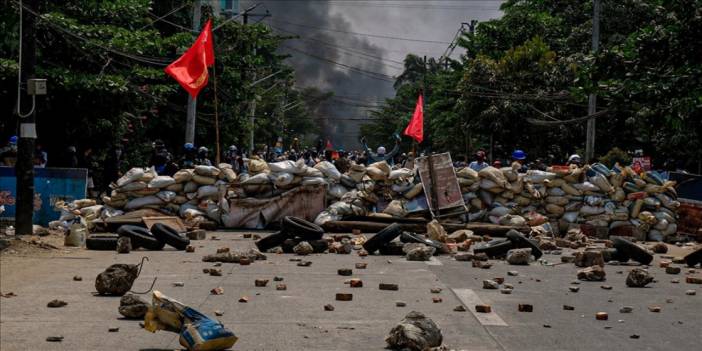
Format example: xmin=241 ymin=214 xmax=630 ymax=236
xmin=150 ymin=147 xmax=172 ymax=174
xmin=360 ymin=136 xmax=401 ymax=165
xmin=334 ymin=156 xmax=351 ymax=174
xmin=103 ymin=147 xmax=123 ymax=191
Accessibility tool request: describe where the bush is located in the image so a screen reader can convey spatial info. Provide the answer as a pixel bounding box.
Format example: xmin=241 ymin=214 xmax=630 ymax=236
xmin=598 ymin=147 xmax=631 ymax=168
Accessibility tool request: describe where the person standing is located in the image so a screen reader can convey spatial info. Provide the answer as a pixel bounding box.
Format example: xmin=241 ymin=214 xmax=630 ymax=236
xmin=33 ymin=143 xmax=47 ymax=168
xmin=511 ymin=149 xmax=528 ymax=173
xmin=80 ymin=148 xmax=98 ymax=197
xmin=149 ymin=140 xmax=172 ymax=174
xmin=194 ymin=146 xmax=212 ymax=166
xmin=360 ymin=134 xmax=401 ymax=165
xmin=103 ymin=145 xmax=123 ymax=192
xmin=468 ymin=151 xmax=489 ymax=171
xmin=0 ymin=136 xmax=19 ymax=167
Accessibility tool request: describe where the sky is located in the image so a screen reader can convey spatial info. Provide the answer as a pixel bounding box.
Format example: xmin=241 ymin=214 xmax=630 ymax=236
xmin=240 ymin=0 xmax=505 ymax=148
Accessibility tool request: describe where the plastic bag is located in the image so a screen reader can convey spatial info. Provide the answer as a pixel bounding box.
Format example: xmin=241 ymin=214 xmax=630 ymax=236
xmin=144 ymin=291 xmax=238 ymax=351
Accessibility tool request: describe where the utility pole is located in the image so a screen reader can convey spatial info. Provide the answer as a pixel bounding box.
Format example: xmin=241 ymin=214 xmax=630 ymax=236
xmin=185 ymin=0 xmax=202 ymax=145
xmin=15 ymin=0 xmax=39 ymax=236
xmin=585 ymin=0 xmax=600 ymax=162
xmin=242 ymin=9 xmax=271 ymax=154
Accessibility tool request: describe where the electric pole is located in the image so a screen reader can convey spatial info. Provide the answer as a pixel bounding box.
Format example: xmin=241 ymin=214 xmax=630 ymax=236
xmin=184 ymin=0 xmax=202 ymax=145
xmin=242 ymin=9 xmax=271 ymax=154
xmin=15 ymin=0 xmax=39 ymax=236
xmin=585 ymin=0 xmax=600 ymax=162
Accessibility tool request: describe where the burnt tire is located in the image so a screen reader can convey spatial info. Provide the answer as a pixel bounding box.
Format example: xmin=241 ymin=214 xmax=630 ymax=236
xmin=611 ymin=237 xmax=653 ymax=265
xmin=281 ymin=216 xmax=324 ymax=240
xmin=362 ymin=223 xmax=402 ymax=254
xmin=684 ymin=247 xmax=702 ymax=268
xmin=117 ymin=225 xmax=165 ymax=251
xmin=151 ymin=223 xmax=190 ymax=250
xmin=255 ymin=232 xmax=287 ymax=252
xmin=309 ymin=239 xmax=329 ymax=253
xmin=378 ymin=241 xmax=405 ymax=255
xmin=86 ymin=234 xmax=119 ymax=251
xmin=281 ymin=238 xmax=300 ymax=254
xmin=506 ymin=230 xmax=543 ymax=259
xmin=473 ymin=238 xmax=514 ymax=258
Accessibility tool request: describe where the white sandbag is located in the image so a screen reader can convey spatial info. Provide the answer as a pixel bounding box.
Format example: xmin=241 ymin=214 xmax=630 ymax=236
xmin=389 ymin=168 xmax=413 ymax=180
xmin=479 ymin=179 xmax=499 ymax=190
xmin=574 ymin=182 xmax=600 ymax=192
xmin=195 ymin=165 xmax=220 ymax=178
xmin=580 ymin=205 xmax=605 ymax=216
xmin=653 ymin=219 xmax=669 ymax=231
xmin=79 ymin=204 xmax=103 ymax=218
xmin=155 ymin=190 xmax=177 ymax=202
xmin=478 ymin=166 xmax=508 ymax=188
xmin=101 ymin=206 xmax=123 ymax=219
xmin=192 ymin=174 xmax=216 ymax=185
xmin=589 ymin=173 xmax=614 ymax=193
xmin=500 ymin=167 xmax=518 ymax=182
xmin=369 ymin=161 xmax=391 ymax=176
xmin=173 ymin=169 xmax=193 ymax=183
xmin=303 ymin=166 xmax=324 ymax=178
xmin=268 ymin=160 xmax=297 ymax=173
xmin=124 ymin=196 xmax=164 ymax=211
xmin=655 ymin=211 xmax=676 ymax=224
xmin=241 ymin=172 xmax=270 ymax=185
xmin=392 ymin=181 xmax=414 ymax=194
xmin=383 ymin=200 xmax=407 ymax=217
xmin=547 ymin=187 xmax=565 ymax=196
xmin=179 ymin=203 xmax=205 ymax=219
xmin=523 ymin=170 xmax=557 ymax=183
xmin=648 ymin=229 xmax=664 ymax=241
xmin=314 ymin=210 xmax=341 ymax=226
xmin=584 ymin=196 xmax=605 ymax=206
xmin=302 ymin=177 xmax=327 ymax=186
xmin=328 ymin=184 xmax=349 ymax=199
xmin=148 ymin=176 xmax=176 ymax=189
xmin=365 ymin=166 xmax=387 ymax=181
xmin=220 ymin=168 xmax=237 ymax=182
xmin=274 ymin=172 xmax=295 ymax=187
xmin=662 ymin=223 xmax=677 ymax=236
xmin=197 ymin=185 xmax=219 ymax=199
xmin=456 ymin=167 xmax=479 ymax=180
xmin=498 ymin=214 xmax=525 ymax=226
xmin=314 ymin=161 xmax=341 ymax=180
xmin=562 ymin=211 xmax=579 ymax=223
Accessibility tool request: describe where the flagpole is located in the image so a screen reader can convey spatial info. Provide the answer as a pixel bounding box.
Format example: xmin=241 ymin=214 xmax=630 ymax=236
xmin=213 ymin=63 xmax=221 ymax=165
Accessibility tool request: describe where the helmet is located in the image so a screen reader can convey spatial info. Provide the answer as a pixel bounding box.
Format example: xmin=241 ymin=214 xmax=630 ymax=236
xmin=154 ymin=139 xmax=165 ymax=148
xmin=511 ymin=149 xmax=526 ymax=160
xmin=67 ymin=146 xmax=76 ymax=153
xmin=568 ymin=154 xmax=581 ymax=163
xmin=198 ymin=146 xmax=208 ymax=153
xmin=377 ymin=146 xmax=386 ymax=154
xmin=184 ymin=143 xmax=194 ymax=150
xmin=229 ymin=145 xmax=237 ymax=152
xmin=9 ymin=136 xmax=18 ymax=144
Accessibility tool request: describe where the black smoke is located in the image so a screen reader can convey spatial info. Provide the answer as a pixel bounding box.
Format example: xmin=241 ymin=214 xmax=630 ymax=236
xmin=243 ymin=0 xmax=397 ymax=150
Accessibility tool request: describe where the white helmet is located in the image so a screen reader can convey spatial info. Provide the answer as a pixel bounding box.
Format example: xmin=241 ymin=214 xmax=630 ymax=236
xmin=568 ymin=154 xmax=581 ymax=163
xmin=377 ymin=146 xmax=386 ymax=154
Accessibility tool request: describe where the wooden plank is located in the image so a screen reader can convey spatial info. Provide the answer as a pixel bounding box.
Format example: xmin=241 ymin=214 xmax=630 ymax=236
xmin=142 ymin=216 xmax=186 ymax=232
xmin=416 ymin=153 xmax=465 ymax=214
xmin=322 ymin=220 xmax=529 ymax=235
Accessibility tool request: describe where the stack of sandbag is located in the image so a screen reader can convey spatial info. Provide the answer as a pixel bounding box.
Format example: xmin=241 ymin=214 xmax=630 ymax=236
xmin=96 ymin=164 xmax=237 ymax=226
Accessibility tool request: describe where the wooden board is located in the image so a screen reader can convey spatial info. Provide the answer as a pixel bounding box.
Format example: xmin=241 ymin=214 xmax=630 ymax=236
xmin=142 ymin=216 xmax=186 ymax=232
xmin=415 ymin=153 xmax=465 ymax=215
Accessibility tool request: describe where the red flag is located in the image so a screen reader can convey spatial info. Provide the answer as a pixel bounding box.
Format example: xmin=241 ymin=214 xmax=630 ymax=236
xmin=165 ymin=19 xmax=215 ymax=97
xmin=403 ymin=93 xmax=424 ymax=143
xmin=325 ymin=139 xmax=333 ymax=150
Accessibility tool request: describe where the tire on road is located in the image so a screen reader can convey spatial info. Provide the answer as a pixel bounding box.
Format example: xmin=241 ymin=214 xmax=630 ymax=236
xmin=362 ymin=223 xmax=402 ymax=254
xmin=473 ymin=238 xmax=514 ymax=258
xmin=309 ymin=239 xmax=329 ymax=253
xmin=255 ymin=231 xmax=287 ymax=252
xmin=86 ymin=234 xmax=119 ymax=251
xmin=151 ymin=223 xmax=190 ymax=250
xmin=281 ymin=238 xmax=300 ymax=254
xmin=506 ymin=229 xmax=543 ymax=259
xmin=117 ymin=225 xmax=165 ymax=251
xmin=281 ymin=216 xmax=324 ymax=241
xmin=611 ymin=237 xmax=652 ymax=265
xmin=684 ymin=247 xmax=702 ymax=267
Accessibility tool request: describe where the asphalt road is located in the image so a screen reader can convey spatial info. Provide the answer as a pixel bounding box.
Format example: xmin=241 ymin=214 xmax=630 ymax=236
xmin=1 ymin=231 xmax=700 ymax=351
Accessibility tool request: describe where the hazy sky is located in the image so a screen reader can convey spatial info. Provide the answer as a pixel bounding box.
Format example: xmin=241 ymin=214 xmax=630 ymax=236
xmin=240 ymin=0 xmax=505 ymax=147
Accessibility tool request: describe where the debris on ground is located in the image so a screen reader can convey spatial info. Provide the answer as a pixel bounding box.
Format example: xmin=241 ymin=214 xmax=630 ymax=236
xmin=211 ymin=287 xmax=224 ymax=295
xmin=108 ymin=327 xmax=119 ymax=332
xmin=379 ymin=283 xmax=399 ymax=291
xmin=385 ymin=311 xmax=443 ymax=351
xmin=116 ymin=237 xmax=131 ymax=253
xmin=47 ymin=299 xmax=67 ymax=308
xmin=95 ymin=263 xmax=139 ymax=296
xmin=396 ymin=301 xmax=407 ymax=307
xmin=46 ymin=336 xmax=64 ymax=342
xmin=577 ymin=265 xmax=606 ymax=281
xmin=73 ymin=275 xmax=82 ymax=281
xmin=626 ymin=268 xmax=654 ymax=287
xmin=118 ymin=294 xmax=149 ymax=319
xmin=144 ymin=291 xmax=237 ymax=350
xmin=336 ymin=293 xmax=353 ymax=301
xmin=506 ymin=248 xmax=531 ymax=265
xmin=324 ymin=304 xmax=335 ymax=311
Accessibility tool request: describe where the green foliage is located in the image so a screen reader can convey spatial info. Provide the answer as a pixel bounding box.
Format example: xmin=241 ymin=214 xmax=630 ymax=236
xmin=362 ymin=0 xmax=702 ymax=171
xmin=598 ymin=147 xmax=632 ymax=168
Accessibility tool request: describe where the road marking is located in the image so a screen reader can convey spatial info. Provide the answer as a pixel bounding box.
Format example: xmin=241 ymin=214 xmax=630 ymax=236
xmin=425 ymin=257 xmax=443 ymax=266
xmin=452 ymin=288 xmax=508 ymax=326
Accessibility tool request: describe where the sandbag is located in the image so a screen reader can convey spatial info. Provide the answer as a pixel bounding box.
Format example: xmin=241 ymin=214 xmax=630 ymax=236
xmin=456 ymin=167 xmax=478 ymax=180
xmin=478 ymin=166 xmax=508 ymax=188
xmin=148 ymin=176 xmax=176 ymax=189
xmin=369 ymin=161 xmax=391 ymax=176
xmin=192 ymin=174 xmax=217 ymax=185
xmin=404 ymin=183 xmax=424 ymax=199
xmin=241 ymin=173 xmax=270 ymax=185
xmin=302 ymin=177 xmax=327 ymax=186
xmin=155 ymin=191 xmax=177 ymax=202
xmin=220 ymin=168 xmax=236 ymax=183
xmin=183 ymin=181 xmax=198 ymax=193
xmin=383 ymin=200 xmax=407 ymax=217
xmin=365 ymin=166 xmax=387 ymax=181
xmin=589 ymin=173 xmax=614 ymax=193
xmin=117 ymin=181 xmax=147 ymax=192
xmin=197 ymin=185 xmax=219 ymax=199
xmin=274 ymin=172 xmax=295 ymax=187
xmin=125 ymin=196 xmax=164 ymax=211
xmin=173 ymin=170 xmax=193 ymax=183
xmin=524 ymin=170 xmax=557 ymax=183
xmin=248 ymin=158 xmax=270 ymax=174
xmin=116 ymin=168 xmax=145 ymax=187
xmin=389 ymin=168 xmax=413 ymax=180
xmin=268 ymin=160 xmax=297 ymax=173
xmin=545 ymin=204 xmax=565 ymax=215
xmin=328 ymin=184 xmax=349 ymax=199
xmin=314 ymin=161 xmax=341 ymax=180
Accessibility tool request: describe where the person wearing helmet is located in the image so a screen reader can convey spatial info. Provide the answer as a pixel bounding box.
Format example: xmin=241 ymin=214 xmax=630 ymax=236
xmin=567 ymin=154 xmax=582 ymax=167
xmin=150 ymin=140 xmax=172 ymax=174
xmin=468 ymin=150 xmax=489 ymax=172
xmin=195 ymin=146 xmax=212 ymax=166
xmin=0 ymin=136 xmax=19 ymax=167
xmin=359 ymin=133 xmax=401 ymax=165
xmin=180 ymin=143 xmax=196 ymax=169
xmin=511 ymin=149 xmax=528 ymax=173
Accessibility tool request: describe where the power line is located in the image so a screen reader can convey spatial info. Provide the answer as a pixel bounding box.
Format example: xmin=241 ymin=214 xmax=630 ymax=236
xmin=269 ymin=18 xmax=452 ymax=44
xmin=281 ymin=45 xmax=396 ymax=83
xmin=140 ymin=3 xmax=191 ymax=31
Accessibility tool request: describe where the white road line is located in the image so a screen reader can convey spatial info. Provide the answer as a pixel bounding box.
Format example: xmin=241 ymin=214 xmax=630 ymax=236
xmin=425 ymin=257 xmax=443 ymax=266
xmin=452 ymin=288 xmax=508 ymax=326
